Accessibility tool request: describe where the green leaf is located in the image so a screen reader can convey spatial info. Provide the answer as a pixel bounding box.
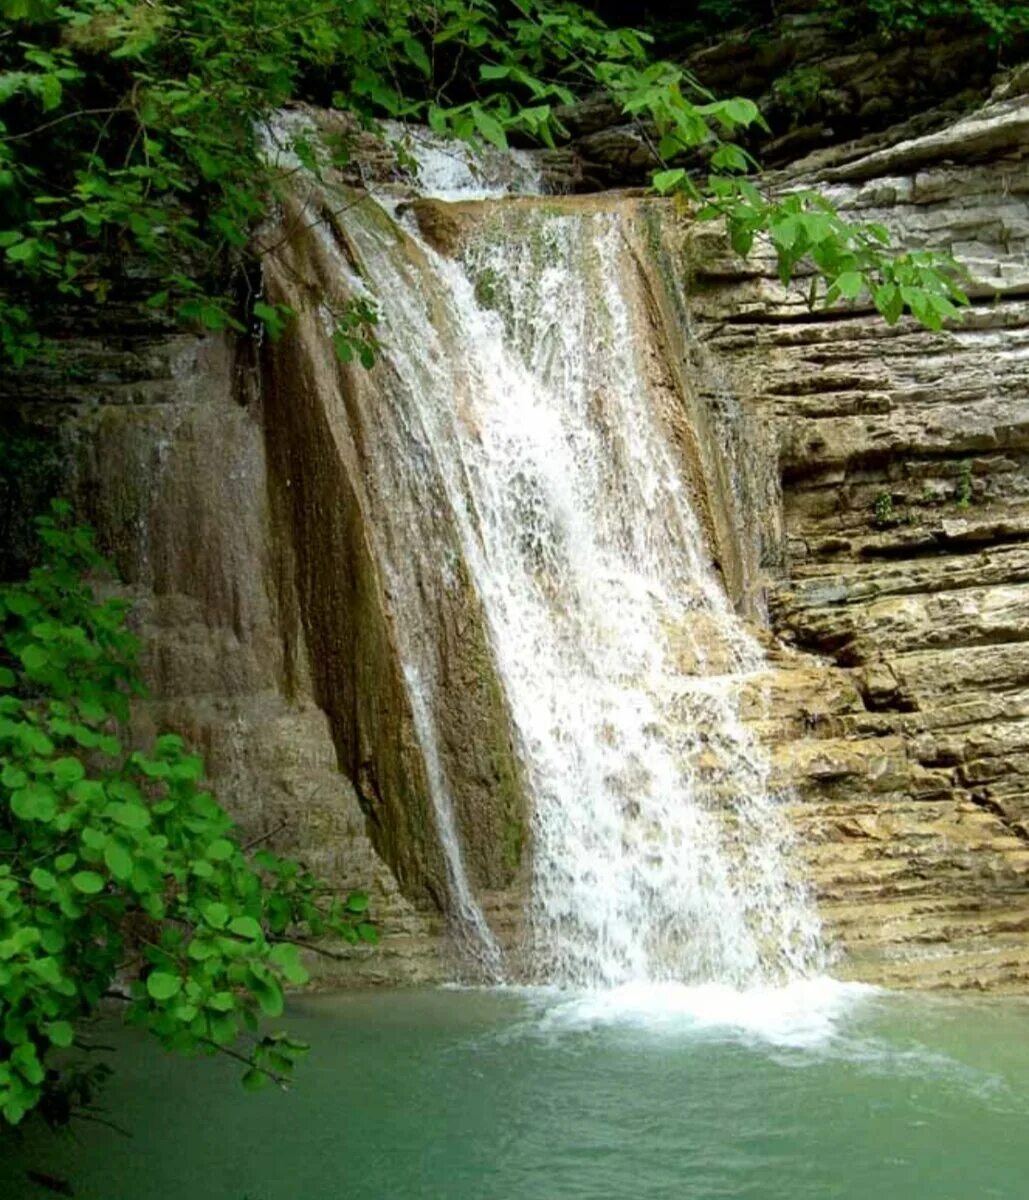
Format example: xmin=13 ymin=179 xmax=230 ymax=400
xmin=770 ymin=217 xmax=798 ymax=250
xmin=228 ymin=915 xmax=262 ymax=941
xmin=23 ymin=727 xmax=54 ymax=756
xmin=71 ymin=870 xmax=105 ymax=895
xmin=105 ymin=800 xmax=150 ymax=829
xmin=723 ymin=97 xmax=760 ymax=126
xmin=44 ymin=1020 xmax=74 ymax=1048
xmin=6 ymin=238 xmax=38 ymax=264
xmin=471 ymin=105 xmax=507 ymax=151
xmin=874 ymin=283 xmax=904 ymax=325
xmin=402 ymin=37 xmax=431 ymax=77
xmin=729 ymin=222 xmax=754 ymax=257
xmin=69 ymin=779 xmax=105 ymax=805
xmin=1 ymin=764 xmax=28 ymax=789
xmin=51 ymin=756 xmax=85 ymax=786
xmin=40 ymin=927 xmax=65 ymax=953
xmin=242 ymin=1068 xmax=270 ymax=1092
xmin=251 ymin=972 xmax=284 ymax=1017
xmin=11 ymin=782 xmax=57 ymax=823
xmin=269 ymin=942 xmax=309 ymax=985
xmin=146 ymin=971 xmax=182 ymax=1001
xmin=205 ymin=838 xmax=234 ymax=861
xmin=12 ymin=1043 xmax=44 ymax=1086
xmin=652 ymin=168 xmax=686 ymax=195
xmin=209 ymin=1012 xmax=238 ymax=1045
xmin=203 ymin=901 xmax=229 ymax=929
xmin=104 ymin=841 xmax=134 ymax=882
xmin=19 ymin=643 xmax=48 ymax=672
xmin=710 ymin=143 xmax=748 ymax=173
xmin=834 ymin=271 xmax=864 ymax=300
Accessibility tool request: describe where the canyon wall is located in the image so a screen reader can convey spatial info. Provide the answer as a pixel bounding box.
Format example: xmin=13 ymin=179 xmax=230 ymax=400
xmin=687 ymin=92 xmax=1029 ymax=988
xmin=3 ymin=302 xmax=450 ymax=985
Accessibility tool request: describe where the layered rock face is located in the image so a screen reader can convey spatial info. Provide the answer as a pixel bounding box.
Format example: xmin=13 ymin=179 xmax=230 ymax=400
xmin=542 ymin=1 xmax=1008 ymax=190
xmin=687 ymin=95 xmax=1029 ymax=988
xmin=2 ymin=306 xmax=449 ymax=985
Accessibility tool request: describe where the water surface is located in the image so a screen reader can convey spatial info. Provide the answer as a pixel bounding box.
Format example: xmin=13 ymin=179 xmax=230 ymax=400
xmin=4 ymin=984 xmax=1028 ymax=1199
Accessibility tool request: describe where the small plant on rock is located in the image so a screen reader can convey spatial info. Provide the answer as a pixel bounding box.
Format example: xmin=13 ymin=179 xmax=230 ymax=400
xmin=955 ymin=459 xmax=974 ymax=509
xmin=873 ymin=491 xmax=897 ymax=527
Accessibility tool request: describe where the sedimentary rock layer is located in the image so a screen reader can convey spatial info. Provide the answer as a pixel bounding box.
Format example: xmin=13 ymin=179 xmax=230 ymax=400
xmin=688 ymin=95 xmax=1029 ymax=989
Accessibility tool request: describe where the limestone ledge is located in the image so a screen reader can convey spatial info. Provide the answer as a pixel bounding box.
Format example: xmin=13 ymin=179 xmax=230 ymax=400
xmin=691 ymin=94 xmax=1029 ymax=990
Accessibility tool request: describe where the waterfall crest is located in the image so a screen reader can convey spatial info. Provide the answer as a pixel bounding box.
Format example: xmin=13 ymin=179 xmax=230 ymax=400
xmin=263 ymin=134 xmax=825 ymax=988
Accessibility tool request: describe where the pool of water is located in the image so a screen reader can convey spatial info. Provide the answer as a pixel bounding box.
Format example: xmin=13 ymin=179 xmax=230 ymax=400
xmin=4 ymin=981 xmax=1029 ymax=1199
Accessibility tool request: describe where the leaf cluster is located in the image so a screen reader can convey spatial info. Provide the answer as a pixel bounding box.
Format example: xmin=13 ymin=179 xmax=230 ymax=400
xmin=0 ymin=0 xmax=644 ymax=363
xmin=686 ymin=178 xmax=969 ymax=328
xmin=0 ymin=503 xmax=376 ymax=1128
xmin=838 ymin=0 xmax=1029 ymax=46
xmin=0 ymin=0 xmax=970 ymax=373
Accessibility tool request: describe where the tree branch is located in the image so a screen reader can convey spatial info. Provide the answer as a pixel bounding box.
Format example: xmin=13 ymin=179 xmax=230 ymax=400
xmin=1 ymin=107 xmax=123 ymax=144
xmin=199 ymin=1039 xmax=289 ymax=1089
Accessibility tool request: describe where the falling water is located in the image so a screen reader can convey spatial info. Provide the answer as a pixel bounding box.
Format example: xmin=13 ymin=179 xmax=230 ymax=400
xmin=270 ymin=122 xmax=825 ymax=987
xmin=377 ymin=120 xmax=544 ymax=200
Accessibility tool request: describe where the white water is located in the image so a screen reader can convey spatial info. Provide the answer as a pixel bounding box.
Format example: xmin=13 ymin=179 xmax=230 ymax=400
xmin=276 ymin=121 xmax=827 ymax=990
xmin=531 ymin=978 xmax=876 ymax=1049
xmin=403 ymin=662 xmax=506 ymax=978
xmin=339 ymin=193 xmax=824 ymax=988
xmin=379 ymin=121 xmax=544 ymax=200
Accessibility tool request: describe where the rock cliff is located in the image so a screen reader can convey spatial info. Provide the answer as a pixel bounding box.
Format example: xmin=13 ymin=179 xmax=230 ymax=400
xmin=4 ymin=78 xmax=1028 ymax=989
xmin=2 ymin=303 xmax=450 ymax=984
xmin=686 ymin=90 xmax=1029 ymax=988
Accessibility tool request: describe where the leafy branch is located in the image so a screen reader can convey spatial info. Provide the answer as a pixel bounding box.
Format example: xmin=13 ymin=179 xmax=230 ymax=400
xmin=0 ymin=503 xmax=377 ymax=1128
xmin=0 ymin=0 xmax=970 ymax=376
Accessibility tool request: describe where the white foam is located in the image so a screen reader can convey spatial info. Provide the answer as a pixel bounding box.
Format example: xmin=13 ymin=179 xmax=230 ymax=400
xmin=379 ymin=120 xmax=543 ymax=200
xmin=531 ymin=978 xmax=879 ymax=1049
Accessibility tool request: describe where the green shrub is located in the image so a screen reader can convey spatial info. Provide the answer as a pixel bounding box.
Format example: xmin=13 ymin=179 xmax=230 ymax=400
xmin=0 ymin=503 xmax=376 ymax=1128
xmin=830 ymin=0 xmax=1029 ymax=44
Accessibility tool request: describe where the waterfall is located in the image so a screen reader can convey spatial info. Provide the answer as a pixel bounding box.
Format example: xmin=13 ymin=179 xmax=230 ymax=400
xmin=266 ymin=123 xmax=825 ymax=988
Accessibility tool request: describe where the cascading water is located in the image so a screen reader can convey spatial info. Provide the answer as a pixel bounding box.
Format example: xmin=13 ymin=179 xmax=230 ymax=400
xmin=267 ymin=120 xmax=825 ymax=988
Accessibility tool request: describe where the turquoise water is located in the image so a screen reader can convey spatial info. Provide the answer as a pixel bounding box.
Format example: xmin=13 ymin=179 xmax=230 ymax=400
xmin=4 ymin=982 xmax=1029 ymax=1199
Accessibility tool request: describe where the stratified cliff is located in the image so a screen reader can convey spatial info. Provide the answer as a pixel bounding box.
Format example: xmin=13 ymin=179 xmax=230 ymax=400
xmin=687 ymin=88 xmax=1029 ymax=988
xmin=2 ymin=304 xmax=452 ymax=984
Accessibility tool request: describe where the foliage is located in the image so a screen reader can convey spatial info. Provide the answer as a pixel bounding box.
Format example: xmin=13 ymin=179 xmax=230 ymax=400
xmin=770 ymin=65 xmax=833 ymax=119
xmin=0 ymin=503 xmax=377 ymax=1128
xmin=0 ymin=0 xmax=968 ymax=374
xmin=597 ymin=0 xmax=772 ymax=51
xmin=955 ymin=459 xmax=973 ymax=508
xmin=855 ymin=0 xmax=1029 ymax=45
xmin=686 ymin=182 xmax=969 ymax=327
xmin=873 ymin=491 xmax=896 ymax=528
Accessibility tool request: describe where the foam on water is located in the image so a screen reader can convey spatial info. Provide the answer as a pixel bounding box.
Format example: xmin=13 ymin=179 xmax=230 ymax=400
xmin=530 ymin=978 xmax=878 ymax=1049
